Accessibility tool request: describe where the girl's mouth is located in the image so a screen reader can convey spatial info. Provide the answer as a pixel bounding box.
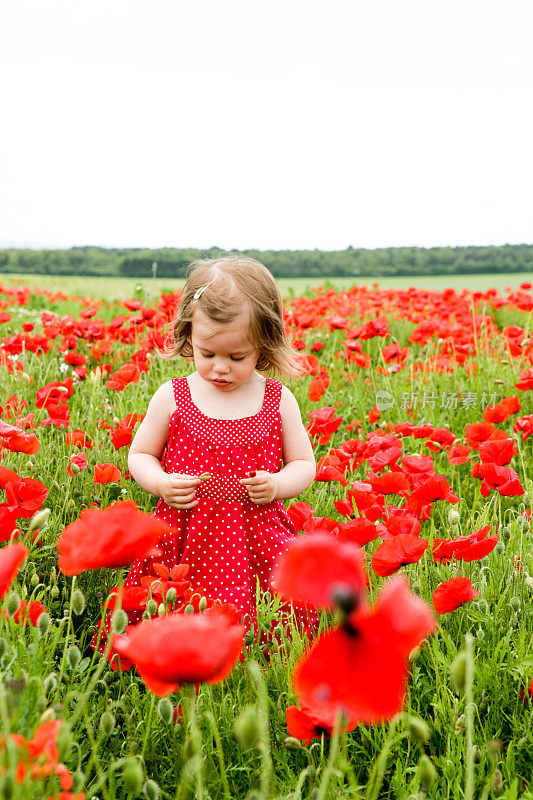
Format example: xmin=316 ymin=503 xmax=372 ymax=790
xmin=212 ymin=379 xmax=230 ymax=386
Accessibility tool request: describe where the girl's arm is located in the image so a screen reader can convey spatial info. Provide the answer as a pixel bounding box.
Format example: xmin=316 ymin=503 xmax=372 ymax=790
xmin=128 ymin=381 xmax=174 ymax=496
xmin=275 ymin=385 xmax=316 ymax=499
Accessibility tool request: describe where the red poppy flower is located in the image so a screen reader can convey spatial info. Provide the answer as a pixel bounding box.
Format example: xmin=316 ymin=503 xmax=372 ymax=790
xmin=293 ymin=577 xmax=435 ymax=723
xmin=308 ymin=371 xmax=330 ymax=402
xmin=65 ymin=430 xmax=92 ymax=448
xmin=366 ymin=471 xmax=410 ymax=496
xmin=106 ymin=363 xmax=141 ymax=391
xmin=2 ymin=599 xmax=47 ymax=626
xmin=0 ymin=542 xmax=28 ymax=600
xmin=64 ymin=453 xmax=87 ymax=477
xmin=516 ymin=368 xmax=533 ymax=391
xmin=93 ymin=463 xmax=122 ymax=484
xmin=478 ymin=438 xmax=516 ymax=465
xmin=432 ymin=525 xmax=498 ymax=564
xmin=4 ymin=478 xmax=48 ymax=519
xmin=35 ymin=379 xmax=74 ymax=408
xmin=307 ymin=407 xmax=343 ymax=445
xmin=375 ymin=513 xmax=421 ymax=541
xmin=367 ymin=446 xmax=403 ymax=472
xmin=56 ymin=500 xmax=167 ymax=575
xmin=346 ymin=482 xmax=386 ymax=522
xmin=336 ymin=518 xmax=379 ymax=546
xmin=0 ymin=420 xmax=40 ymax=455
xmin=271 ymin=533 xmax=366 ymax=610
xmin=473 ymin=463 xmax=524 ymax=498
xmin=371 ymin=534 xmax=429 ymax=577
xmin=302 ymin=516 xmax=339 ymax=535
xmin=315 ymin=465 xmax=348 ymax=486
xmin=0 ymin=507 xmax=19 ymax=543
xmin=110 ymin=425 xmax=134 ymax=450
xmin=447 ymin=444 xmax=472 ymax=465
xmin=406 ymin=476 xmax=459 ymax=518
xmin=112 ymin=606 xmax=245 ymax=695
xmin=514 ymin=414 xmax=533 ymax=442
xmin=286 ymin=698 xmax=358 ymax=744
xmin=464 ymin=423 xmax=507 ymax=450
xmin=432 ymin=577 xmax=478 ymax=614
xmin=286 ymin=501 xmax=316 ymax=531
xmin=368 ymin=406 xmax=381 ymax=424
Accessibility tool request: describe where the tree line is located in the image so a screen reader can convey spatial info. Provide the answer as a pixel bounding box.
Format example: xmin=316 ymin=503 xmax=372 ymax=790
xmin=0 ymin=243 xmax=532 ymax=278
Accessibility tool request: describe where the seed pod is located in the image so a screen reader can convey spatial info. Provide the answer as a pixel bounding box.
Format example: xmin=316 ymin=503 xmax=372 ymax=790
xmin=72 ymin=589 xmax=86 ymax=616
xmin=451 ymin=651 xmax=467 ymax=694
xmin=417 ymin=754 xmax=437 ymax=791
xmin=143 ymin=779 xmax=160 ymax=800
xmin=112 ymin=609 xmax=128 ymax=634
xmin=407 ymin=716 xmax=430 ymax=743
xmin=123 ymin=757 xmax=143 ymax=795
xmin=100 ymin=711 xmax=116 ymax=736
xmin=6 ymin=593 xmax=20 ymax=617
xmin=234 ymin=705 xmax=260 ymax=749
xmin=157 ymin=697 xmax=173 ymax=725
xmin=67 ymin=645 xmax=82 ymax=670
xmin=37 ymin=612 xmax=51 ymax=637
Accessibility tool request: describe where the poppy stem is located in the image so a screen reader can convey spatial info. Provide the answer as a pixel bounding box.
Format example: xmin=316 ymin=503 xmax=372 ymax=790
xmin=365 ymin=715 xmax=400 ymax=800
xmin=315 ymin=712 xmax=343 ymax=800
xmin=464 ymin=633 xmax=475 ymax=800
xmin=54 ymin=574 xmax=76 ymax=705
xmin=247 ymin=661 xmax=273 ymax=798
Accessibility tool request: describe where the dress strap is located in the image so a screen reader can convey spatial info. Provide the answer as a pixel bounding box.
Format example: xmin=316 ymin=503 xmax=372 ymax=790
xmin=263 ymin=377 xmax=282 ymax=417
xmin=171 ymin=376 xmax=188 ymax=412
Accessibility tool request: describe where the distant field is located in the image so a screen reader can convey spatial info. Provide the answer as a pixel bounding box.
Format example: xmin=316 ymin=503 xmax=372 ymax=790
xmin=1 ymin=271 xmax=533 ymax=302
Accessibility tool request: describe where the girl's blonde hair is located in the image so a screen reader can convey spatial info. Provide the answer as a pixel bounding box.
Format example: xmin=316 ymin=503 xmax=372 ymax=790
xmin=160 ymin=255 xmax=305 ymax=378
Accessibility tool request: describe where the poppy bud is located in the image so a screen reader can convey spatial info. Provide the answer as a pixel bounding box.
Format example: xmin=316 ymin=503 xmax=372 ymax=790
xmin=417 ymin=755 xmax=437 ymax=791
xmin=234 ymin=705 xmax=260 ymax=749
xmin=199 ymin=596 xmax=207 ymax=612
xmin=492 ymin=768 xmax=503 ymax=794
xmin=494 ymin=542 xmax=505 ymax=555
xmin=31 ymin=572 xmax=39 ymax=587
xmin=37 ymin=612 xmax=51 ymax=637
xmin=501 ymin=526 xmax=511 ymax=540
xmin=26 ymin=459 xmax=35 ymax=470
xmin=518 ymin=515 xmax=530 ymax=532
xmin=454 ymin=714 xmax=466 ymax=735
xmin=40 ymin=708 xmax=56 ymax=724
xmin=123 ymin=757 xmax=143 ymax=795
xmin=283 ymin=736 xmax=303 ymax=750
xmin=70 ymin=462 xmax=80 ymax=474
xmin=100 ymin=711 xmax=116 ymax=736
xmin=43 ymin=673 xmax=57 ymax=695
xmin=146 ymin=599 xmax=157 ymax=617
xmin=448 ymin=508 xmax=460 ymax=526
xmin=0 ymin=637 xmax=8 ymax=658
xmin=406 ymin=716 xmax=430 ymax=743
xmin=510 ymin=596 xmax=520 ymax=612
xmin=72 ymin=771 xmax=85 ymax=793
xmin=478 ymin=599 xmax=489 ymax=615
xmin=471 ymin=745 xmax=482 ymax=764
xmin=143 ymin=779 xmax=160 ymax=800
xmin=244 ymin=629 xmax=255 ymax=645
xmin=157 ymin=603 xmax=165 ymax=616
xmin=476 ymin=627 xmax=485 ymax=641
xmin=450 ymin=651 xmax=467 ymax=694
xmin=67 ymin=645 xmax=81 ymax=670
xmin=157 ymin=697 xmax=173 ymax=725
xmin=51 ymin=586 xmax=60 ymax=599
xmin=6 ymin=593 xmax=20 ymax=617
xmin=525 ymin=577 xmax=533 ymax=590
xmin=184 ymin=604 xmax=195 ymax=614
xmin=67 ymin=499 xmax=76 ymax=512
xmin=166 ymin=587 xmax=177 ymax=604
xmin=183 ymin=732 xmax=201 ymax=759
xmin=112 ymin=609 xmax=128 ymax=634
xmin=72 ymin=589 xmax=86 ymax=616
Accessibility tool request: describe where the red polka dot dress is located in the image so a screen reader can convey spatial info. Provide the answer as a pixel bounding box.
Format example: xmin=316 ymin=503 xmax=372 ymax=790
xmin=92 ymin=375 xmax=315 ymax=658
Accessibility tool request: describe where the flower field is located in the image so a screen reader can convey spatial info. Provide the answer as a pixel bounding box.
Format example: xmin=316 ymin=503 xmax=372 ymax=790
xmin=0 ymin=278 xmax=532 ymax=800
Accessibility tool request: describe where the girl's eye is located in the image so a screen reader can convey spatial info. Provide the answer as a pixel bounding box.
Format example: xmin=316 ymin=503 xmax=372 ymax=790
xmin=201 ymin=353 xmax=213 ymax=359
xmin=231 ymin=356 xmax=245 ymax=362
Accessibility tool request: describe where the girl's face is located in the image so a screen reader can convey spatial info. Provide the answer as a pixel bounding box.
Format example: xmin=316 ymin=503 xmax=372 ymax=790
xmin=190 ymin=305 xmax=259 ymax=392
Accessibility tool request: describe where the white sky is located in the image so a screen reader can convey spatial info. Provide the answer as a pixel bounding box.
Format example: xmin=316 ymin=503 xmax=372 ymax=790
xmin=1 ymin=0 xmax=532 ymax=251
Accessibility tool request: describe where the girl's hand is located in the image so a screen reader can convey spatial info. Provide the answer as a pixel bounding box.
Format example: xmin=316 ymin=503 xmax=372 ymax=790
xmin=158 ymin=472 xmax=207 ymax=510
xmin=239 ymin=470 xmax=277 ymax=505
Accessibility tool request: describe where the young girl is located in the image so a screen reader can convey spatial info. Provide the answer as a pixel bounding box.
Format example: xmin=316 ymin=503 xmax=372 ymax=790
xmin=92 ymin=255 xmax=317 ymax=657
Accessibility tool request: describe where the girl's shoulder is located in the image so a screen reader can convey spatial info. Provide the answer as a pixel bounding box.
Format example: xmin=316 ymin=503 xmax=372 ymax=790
xmin=149 ymin=379 xmax=177 ymax=415
xmin=278 ymin=383 xmax=302 ymax=422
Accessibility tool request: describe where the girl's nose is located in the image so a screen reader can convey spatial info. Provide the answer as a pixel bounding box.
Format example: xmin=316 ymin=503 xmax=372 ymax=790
xmin=213 ymin=358 xmax=230 ymax=374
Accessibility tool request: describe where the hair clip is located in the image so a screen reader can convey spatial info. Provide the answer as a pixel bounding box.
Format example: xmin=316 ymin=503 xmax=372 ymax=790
xmin=193 ymin=284 xmax=210 ymax=301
